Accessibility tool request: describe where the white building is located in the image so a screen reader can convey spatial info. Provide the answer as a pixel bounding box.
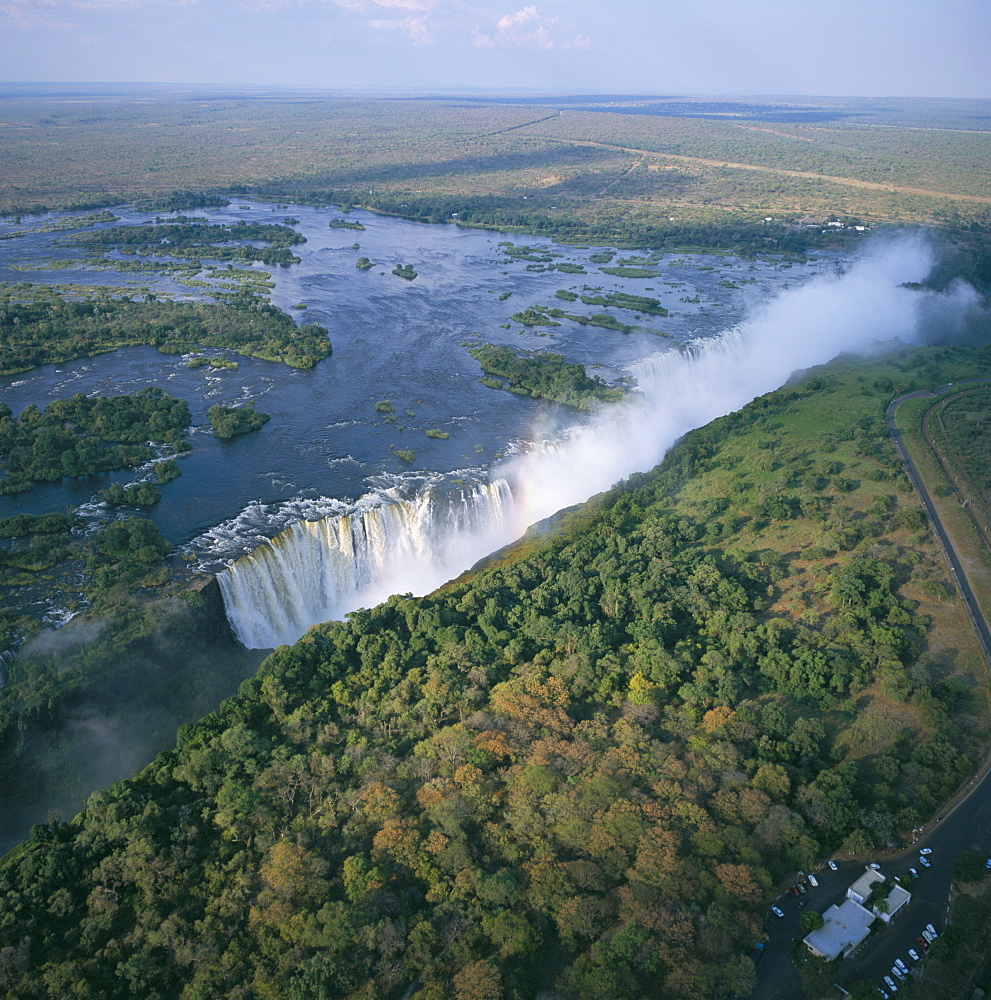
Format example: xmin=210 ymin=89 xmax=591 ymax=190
xmin=803 ymin=899 xmax=876 ymax=960
xmin=847 ymin=869 xmax=885 ymax=905
xmin=804 ymin=867 xmax=912 ymax=960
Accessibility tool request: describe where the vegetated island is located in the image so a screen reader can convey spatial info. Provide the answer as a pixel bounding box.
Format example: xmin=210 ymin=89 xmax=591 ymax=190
xmin=61 ymin=220 xmax=306 ymax=266
xmin=206 ymin=402 xmax=271 ymax=439
xmin=2 ymin=344 xmax=989 ymax=999
xmin=469 ymin=342 xmax=626 ymax=409
xmin=97 ymin=458 xmax=182 ymax=507
xmin=0 ymin=388 xmax=190 ymax=495
xmin=329 ymin=217 xmax=365 ymax=231
xmin=0 ymin=288 xmax=332 ymax=373
xmin=133 ymin=192 xmax=231 ymax=213
xmin=392 ymin=263 xmax=418 ymax=280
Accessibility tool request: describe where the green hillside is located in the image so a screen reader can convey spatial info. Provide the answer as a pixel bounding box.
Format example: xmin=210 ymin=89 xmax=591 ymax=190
xmin=1 ymin=344 xmax=989 ymax=1000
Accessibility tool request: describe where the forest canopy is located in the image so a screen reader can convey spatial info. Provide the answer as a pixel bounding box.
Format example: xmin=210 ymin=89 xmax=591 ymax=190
xmin=0 ymin=387 xmax=190 ymax=494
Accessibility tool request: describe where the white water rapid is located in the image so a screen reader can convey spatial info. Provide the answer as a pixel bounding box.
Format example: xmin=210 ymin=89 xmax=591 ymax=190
xmin=218 ymin=236 xmax=973 ymax=649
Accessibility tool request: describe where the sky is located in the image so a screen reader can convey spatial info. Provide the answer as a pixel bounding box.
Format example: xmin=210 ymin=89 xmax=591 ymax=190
xmin=0 ymin=0 xmax=988 ymax=98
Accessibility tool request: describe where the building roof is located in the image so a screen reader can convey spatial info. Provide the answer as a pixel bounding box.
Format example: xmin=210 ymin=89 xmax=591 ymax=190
xmin=875 ymin=883 xmax=911 ymax=922
xmin=848 ymin=868 xmax=885 ymax=902
xmin=803 ymin=899 xmax=876 ymax=961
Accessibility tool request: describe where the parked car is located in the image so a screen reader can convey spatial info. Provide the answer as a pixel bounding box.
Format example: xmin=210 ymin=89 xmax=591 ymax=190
xmin=791 ymin=886 xmax=800 ymax=895
xmin=883 ymin=975 xmax=898 ymax=992
xmin=919 ymin=856 xmax=931 ymax=868
xmin=926 ymin=923 xmax=938 ymax=937
xmin=868 ymin=862 xmax=881 ymax=870
xmin=908 ymin=867 xmax=919 ymax=878
xmin=908 ymin=948 xmax=919 ymax=961
xmin=916 ymin=936 xmax=929 ymax=949
xmin=771 ymin=906 xmax=784 ymax=918
xmin=808 ymin=874 xmax=819 ymax=887
xmin=828 ymin=860 xmax=838 ymax=871
xmin=985 ymin=857 xmax=991 ymax=869
xmin=892 ymin=966 xmax=905 ymax=981
xmin=798 ymin=883 xmax=806 ymax=893
xmin=922 ymin=929 xmax=934 ymax=944
xmin=878 ymin=989 xmax=890 ymax=999
xmin=750 ymin=942 xmax=765 ymax=963
xmin=919 ymin=848 xmax=932 ymax=855
xmin=895 ymin=958 xmax=908 ymax=974
xmin=798 ymin=900 xmax=807 ymax=909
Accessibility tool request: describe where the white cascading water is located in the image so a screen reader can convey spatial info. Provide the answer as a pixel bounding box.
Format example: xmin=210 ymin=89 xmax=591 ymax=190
xmin=217 ymin=236 xmax=975 ymax=649
xmin=218 ymin=480 xmax=513 ymax=648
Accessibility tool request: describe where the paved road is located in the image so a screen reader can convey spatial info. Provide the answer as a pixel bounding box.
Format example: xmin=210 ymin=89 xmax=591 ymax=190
xmin=754 ymin=380 xmax=991 ymax=999
xmin=885 ymin=381 xmax=991 ymax=665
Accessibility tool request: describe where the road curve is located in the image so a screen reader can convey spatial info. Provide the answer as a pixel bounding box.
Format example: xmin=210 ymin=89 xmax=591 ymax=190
xmin=885 ymin=381 xmax=991 ymax=668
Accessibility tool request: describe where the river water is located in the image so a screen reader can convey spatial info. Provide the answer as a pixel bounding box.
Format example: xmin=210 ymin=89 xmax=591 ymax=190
xmin=0 ymin=200 xmax=842 ymax=640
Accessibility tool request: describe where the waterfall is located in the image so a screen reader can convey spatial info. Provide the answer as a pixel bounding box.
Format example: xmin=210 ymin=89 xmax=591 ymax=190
xmin=214 ymin=236 xmax=954 ymax=649
xmin=217 ymin=479 xmax=512 ymax=648
xmin=0 ymin=649 xmax=14 ymax=688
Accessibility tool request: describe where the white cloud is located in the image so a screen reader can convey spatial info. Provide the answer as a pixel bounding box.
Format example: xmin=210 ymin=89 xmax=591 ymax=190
xmin=237 ymin=0 xmax=436 ymax=11
xmin=560 ymin=31 xmax=589 ymax=49
xmin=368 ymin=13 xmax=431 ymax=42
xmin=474 ymin=4 xmax=585 ymax=49
xmin=495 ymin=4 xmax=539 ymax=30
xmin=0 ymin=0 xmax=78 ymax=28
xmin=332 ymin=0 xmax=436 ymax=11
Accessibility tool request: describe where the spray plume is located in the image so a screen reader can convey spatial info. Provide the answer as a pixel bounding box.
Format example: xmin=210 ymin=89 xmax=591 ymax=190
xmin=220 ymin=235 xmax=966 ymax=648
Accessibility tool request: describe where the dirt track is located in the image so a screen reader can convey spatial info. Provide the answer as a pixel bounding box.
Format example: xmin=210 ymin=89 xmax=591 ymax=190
xmin=534 ymin=134 xmax=991 ymax=205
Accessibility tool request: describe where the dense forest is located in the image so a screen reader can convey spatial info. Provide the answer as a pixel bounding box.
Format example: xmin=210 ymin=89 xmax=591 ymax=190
xmin=0 ymin=291 xmax=332 ymax=373
xmin=1 ymin=345 xmax=988 ymax=999
xmin=207 ymin=403 xmax=271 ymax=440
xmin=0 ymin=388 xmax=190 ymax=494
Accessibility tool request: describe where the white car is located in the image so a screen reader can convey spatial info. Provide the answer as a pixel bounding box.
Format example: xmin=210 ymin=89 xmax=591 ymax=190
xmin=908 ymin=948 xmax=920 ymax=961
xmin=828 ymin=860 xmax=838 ymax=871
xmin=892 ymin=966 xmax=905 ymax=981
xmin=919 ymin=848 xmax=932 ymax=855
xmin=919 ymin=856 xmax=931 ymax=868
xmin=868 ymin=862 xmax=881 ymax=870
xmin=808 ymin=874 xmax=819 ymax=887
xmin=922 ymin=929 xmax=934 ymax=943
xmin=926 ymin=923 xmax=938 ymax=937
xmin=895 ymin=959 xmax=908 ymax=973
xmin=884 ymin=975 xmax=898 ymax=992
xmin=771 ymin=905 xmax=784 ymax=918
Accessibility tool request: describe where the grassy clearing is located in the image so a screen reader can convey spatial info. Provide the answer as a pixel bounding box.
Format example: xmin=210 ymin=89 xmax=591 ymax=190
xmin=666 ymin=346 xmax=991 ymax=755
xmin=895 ymin=387 xmax=991 ymax=681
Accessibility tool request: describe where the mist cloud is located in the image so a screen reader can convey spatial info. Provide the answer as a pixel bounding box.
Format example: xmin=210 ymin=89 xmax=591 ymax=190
xmin=501 ymin=233 xmax=965 ymax=531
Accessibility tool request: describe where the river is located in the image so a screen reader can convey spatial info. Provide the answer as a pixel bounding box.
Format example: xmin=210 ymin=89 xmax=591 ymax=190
xmin=0 ymin=200 xmax=842 ymax=640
